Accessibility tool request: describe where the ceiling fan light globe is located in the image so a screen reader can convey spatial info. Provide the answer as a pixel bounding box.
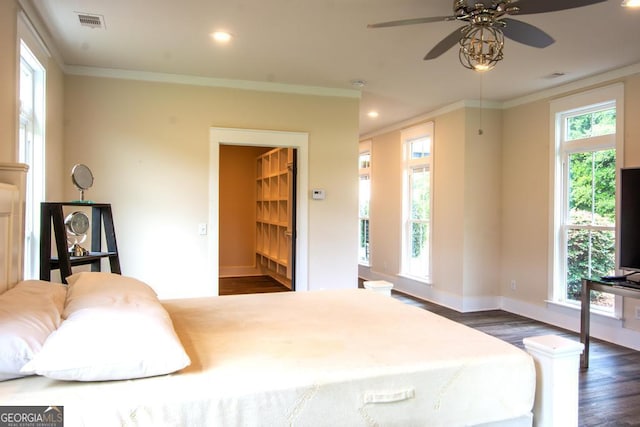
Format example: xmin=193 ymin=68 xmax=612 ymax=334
xmin=458 ymin=24 xmax=504 ymax=71
xmin=474 ymin=63 xmax=493 ymax=72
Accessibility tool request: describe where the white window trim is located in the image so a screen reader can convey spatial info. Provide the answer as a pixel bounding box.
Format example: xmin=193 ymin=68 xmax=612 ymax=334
xmin=17 ymin=12 xmax=51 ymax=67
xmin=400 ymin=122 xmax=434 ymax=282
xmin=359 ymin=140 xmax=372 ymax=266
xmin=549 ymin=83 xmax=624 ymax=317
xmin=18 ymin=12 xmax=49 ymax=280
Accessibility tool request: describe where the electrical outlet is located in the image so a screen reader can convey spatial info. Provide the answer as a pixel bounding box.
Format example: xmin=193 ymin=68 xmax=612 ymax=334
xmin=510 ymin=280 xmax=517 ymax=291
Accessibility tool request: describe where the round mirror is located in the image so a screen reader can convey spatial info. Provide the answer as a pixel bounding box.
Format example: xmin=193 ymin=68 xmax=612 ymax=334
xmin=71 ymin=164 xmax=94 ymax=201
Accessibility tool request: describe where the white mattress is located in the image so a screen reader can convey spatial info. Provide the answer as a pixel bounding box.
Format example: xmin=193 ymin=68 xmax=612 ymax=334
xmin=0 ymin=289 xmax=535 ymax=426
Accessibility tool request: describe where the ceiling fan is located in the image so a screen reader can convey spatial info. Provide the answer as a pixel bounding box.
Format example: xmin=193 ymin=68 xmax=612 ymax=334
xmin=368 ymin=0 xmax=608 ymax=71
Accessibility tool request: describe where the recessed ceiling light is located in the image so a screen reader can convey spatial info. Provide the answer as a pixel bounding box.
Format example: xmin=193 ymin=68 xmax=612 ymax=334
xmin=621 ymin=0 xmax=640 ymax=7
xmin=211 ymin=31 xmax=232 ymax=43
xmin=367 ymin=111 xmax=379 ymax=119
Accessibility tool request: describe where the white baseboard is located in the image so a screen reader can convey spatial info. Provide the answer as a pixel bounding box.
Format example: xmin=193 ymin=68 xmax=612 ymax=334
xmin=219 ymin=265 xmax=261 ymax=278
xmin=501 ymin=296 xmax=640 ymax=351
xmin=359 ymin=266 xmax=640 ymax=351
xmin=359 ymin=268 xmax=501 ymax=312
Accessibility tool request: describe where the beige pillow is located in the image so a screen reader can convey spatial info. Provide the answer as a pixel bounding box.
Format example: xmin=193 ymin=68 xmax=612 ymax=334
xmin=22 ymin=273 xmax=190 ymax=381
xmin=0 ymin=280 xmax=67 ymax=381
xmin=64 ymin=272 xmax=157 ymax=318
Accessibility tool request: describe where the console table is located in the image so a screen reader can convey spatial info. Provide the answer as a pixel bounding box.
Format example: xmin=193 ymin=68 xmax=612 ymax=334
xmin=580 ymin=278 xmax=640 ymax=368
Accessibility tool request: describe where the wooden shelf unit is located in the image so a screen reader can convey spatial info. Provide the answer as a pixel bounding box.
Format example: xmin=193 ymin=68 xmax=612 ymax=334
xmin=40 ymin=202 xmax=121 ymax=284
xmin=256 ymin=148 xmax=293 ymax=288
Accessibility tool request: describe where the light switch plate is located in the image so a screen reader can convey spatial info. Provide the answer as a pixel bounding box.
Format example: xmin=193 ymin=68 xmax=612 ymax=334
xmin=198 ymin=223 xmax=208 ymax=235
xmin=311 ymin=189 xmax=325 ymax=200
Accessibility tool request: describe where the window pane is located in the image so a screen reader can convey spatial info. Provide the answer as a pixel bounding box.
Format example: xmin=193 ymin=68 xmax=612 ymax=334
xmin=409 ymin=222 xmax=429 ymax=277
xmin=359 ymin=219 xmax=369 ymax=263
xmin=566 ymin=108 xmax=616 ymax=141
xmin=359 ymin=174 xmax=370 ymax=264
xmin=410 ymin=167 xmax=430 ymax=220
xmin=567 ymin=149 xmax=616 ymax=226
xmin=359 ymin=175 xmax=370 ymax=218
xmin=402 ymin=122 xmax=433 ymax=279
xmin=359 ymin=152 xmax=370 ymax=169
xmin=20 ymin=60 xmax=34 ymax=114
xmin=565 ymin=228 xmax=615 ymax=308
xmin=410 ymin=137 xmax=431 ymax=159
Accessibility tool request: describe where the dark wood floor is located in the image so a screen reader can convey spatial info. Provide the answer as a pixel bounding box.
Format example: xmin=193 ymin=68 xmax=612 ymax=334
xmin=391 ymin=292 xmax=640 ymax=427
xmin=219 ymin=276 xmax=640 ymax=426
xmin=219 ymin=275 xmax=290 ymax=295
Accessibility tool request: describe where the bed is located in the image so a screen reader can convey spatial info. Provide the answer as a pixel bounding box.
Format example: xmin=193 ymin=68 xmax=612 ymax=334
xmin=0 ymin=164 xmax=576 ymax=426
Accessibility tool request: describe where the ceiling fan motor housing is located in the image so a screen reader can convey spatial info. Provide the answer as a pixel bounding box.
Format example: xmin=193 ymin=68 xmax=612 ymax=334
xmin=453 ymin=0 xmax=520 ymax=22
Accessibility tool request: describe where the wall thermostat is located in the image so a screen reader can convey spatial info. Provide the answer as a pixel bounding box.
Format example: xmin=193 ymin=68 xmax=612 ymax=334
xmin=311 ymin=189 xmax=326 ymax=200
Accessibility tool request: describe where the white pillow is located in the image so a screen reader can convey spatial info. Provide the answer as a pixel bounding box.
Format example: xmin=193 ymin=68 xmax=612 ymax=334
xmin=0 ymin=280 xmax=67 ymax=381
xmin=22 ymin=274 xmax=190 ymax=381
xmin=64 ymin=272 xmax=158 ymax=318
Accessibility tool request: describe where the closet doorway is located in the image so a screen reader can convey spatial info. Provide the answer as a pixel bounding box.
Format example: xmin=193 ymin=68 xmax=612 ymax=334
xmin=209 ymin=128 xmax=309 ymax=296
xmin=219 ymin=145 xmax=297 ymax=291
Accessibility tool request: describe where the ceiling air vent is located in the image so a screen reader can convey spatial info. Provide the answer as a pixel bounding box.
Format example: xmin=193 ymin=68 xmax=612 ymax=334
xmin=76 ymin=13 xmax=105 ymax=29
xmin=545 ymin=72 xmax=566 ymax=79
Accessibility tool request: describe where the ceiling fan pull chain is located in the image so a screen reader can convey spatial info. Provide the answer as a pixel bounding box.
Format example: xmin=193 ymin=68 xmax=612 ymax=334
xmin=478 ymin=72 xmax=484 ymax=136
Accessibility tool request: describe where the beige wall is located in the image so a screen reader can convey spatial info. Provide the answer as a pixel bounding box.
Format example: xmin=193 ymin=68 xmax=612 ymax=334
xmin=361 ymin=71 xmax=640 ymax=347
xmin=501 ymin=75 xmax=640 ymax=339
xmin=462 ymin=108 xmax=502 ymax=302
xmin=361 ymin=106 xmax=503 ymax=310
xmin=501 ymin=100 xmax=551 ymax=304
xmin=368 ymin=131 xmax=401 ymax=277
xmin=62 ymin=75 xmax=359 ymax=297
xmin=625 ymin=76 xmax=640 ymax=165
xmin=219 ymin=145 xmax=269 ymax=276
xmin=431 ymin=109 xmax=466 ymax=300
xmin=0 ymin=0 xmax=18 ymax=162
xmin=45 ymin=57 xmax=65 ymax=201
xmin=622 ymin=76 xmax=640 ymax=331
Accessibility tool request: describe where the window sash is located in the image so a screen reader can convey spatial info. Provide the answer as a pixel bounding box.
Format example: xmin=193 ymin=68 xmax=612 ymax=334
xmin=401 ymin=122 xmax=433 ymax=281
xmin=19 ymin=40 xmax=46 ymax=280
xmin=555 ymin=97 xmax=619 ymax=312
xmin=359 ymin=173 xmax=370 ymax=265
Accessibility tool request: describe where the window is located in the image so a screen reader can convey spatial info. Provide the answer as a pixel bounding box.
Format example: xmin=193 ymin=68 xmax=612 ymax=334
xmin=18 ymin=29 xmax=47 ymax=279
xmin=359 ymin=141 xmax=371 ymax=265
xmin=551 ymin=85 xmax=623 ymax=314
xmin=401 ymin=123 xmax=433 ymax=281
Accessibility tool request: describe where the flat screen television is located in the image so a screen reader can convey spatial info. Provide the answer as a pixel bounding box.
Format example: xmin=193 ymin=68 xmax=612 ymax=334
xmin=619 ymin=167 xmax=640 ymax=273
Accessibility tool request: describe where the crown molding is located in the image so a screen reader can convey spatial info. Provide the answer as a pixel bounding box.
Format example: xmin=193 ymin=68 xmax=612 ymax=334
xmin=503 ymin=62 xmax=640 ymax=109
xmin=18 ymin=0 xmax=64 ymax=69
xmin=360 ymin=99 xmax=502 ymax=140
xmin=64 ymin=65 xmax=361 ymax=99
xmin=362 ymin=61 xmax=640 ymax=139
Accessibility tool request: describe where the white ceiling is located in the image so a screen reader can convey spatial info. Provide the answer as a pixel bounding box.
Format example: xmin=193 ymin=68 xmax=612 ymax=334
xmin=25 ymin=0 xmax=640 ymax=136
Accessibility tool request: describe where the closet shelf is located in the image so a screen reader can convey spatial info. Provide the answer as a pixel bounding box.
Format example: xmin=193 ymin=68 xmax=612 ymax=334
xmin=256 ymin=147 xmax=294 ymax=289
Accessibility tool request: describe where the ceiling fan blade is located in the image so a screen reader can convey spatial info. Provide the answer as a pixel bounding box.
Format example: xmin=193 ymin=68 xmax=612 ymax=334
xmin=513 ymin=0 xmax=607 ymax=15
xmin=367 ymin=16 xmax=450 ymax=29
xmin=424 ymin=27 xmax=464 ymax=60
xmin=502 ymin=18 xmax=555 ymax=48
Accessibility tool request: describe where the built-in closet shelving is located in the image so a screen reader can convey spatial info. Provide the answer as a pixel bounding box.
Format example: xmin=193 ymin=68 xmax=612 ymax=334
xmin=256 ymin=148 xmax=293 ymax=288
